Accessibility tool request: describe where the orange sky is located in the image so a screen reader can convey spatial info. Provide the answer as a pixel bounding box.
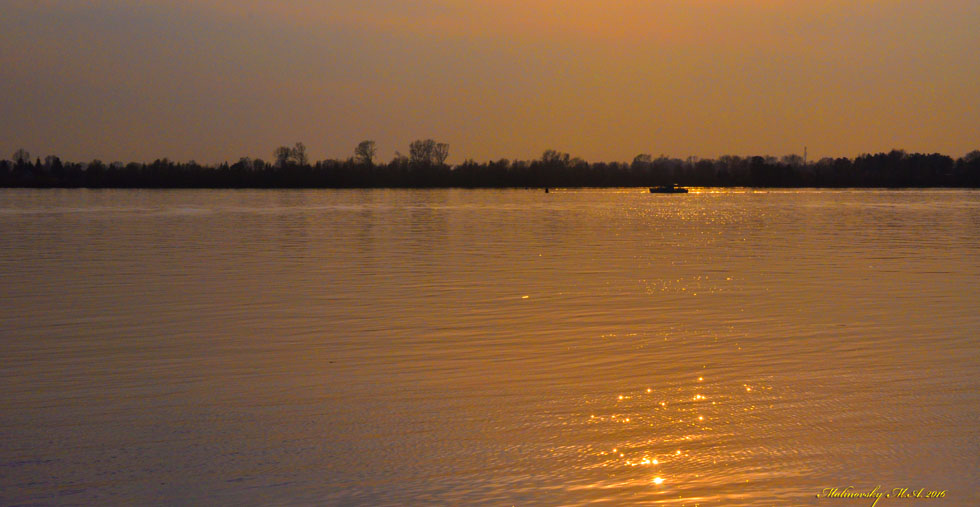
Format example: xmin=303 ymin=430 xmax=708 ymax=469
xmin=2 ymin=1 xmax=978 ymax=163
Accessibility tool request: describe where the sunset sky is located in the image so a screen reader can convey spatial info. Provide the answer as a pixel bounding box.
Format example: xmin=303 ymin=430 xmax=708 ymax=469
xmin=3 ymin=1 xmax=978 ymax=164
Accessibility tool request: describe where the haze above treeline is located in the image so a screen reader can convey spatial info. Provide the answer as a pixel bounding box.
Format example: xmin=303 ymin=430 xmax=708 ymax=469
xmin=5 ymin=3 xmax=980 ymax=165
xmin=3 ymin=141 xmax=979 ymax=189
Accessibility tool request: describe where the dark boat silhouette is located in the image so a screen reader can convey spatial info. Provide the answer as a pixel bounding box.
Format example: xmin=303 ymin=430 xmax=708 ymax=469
xmin=650 ymin=184 xmax=688 ymax=193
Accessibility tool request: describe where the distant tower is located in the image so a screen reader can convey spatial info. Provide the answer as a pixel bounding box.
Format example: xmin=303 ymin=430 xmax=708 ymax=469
xmin=803 ymin=146 xmax=808 ymax=166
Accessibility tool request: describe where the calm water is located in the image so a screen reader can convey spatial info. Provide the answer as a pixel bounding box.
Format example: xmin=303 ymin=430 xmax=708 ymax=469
xmin=1 ymin=188 xmax=978 ymax=505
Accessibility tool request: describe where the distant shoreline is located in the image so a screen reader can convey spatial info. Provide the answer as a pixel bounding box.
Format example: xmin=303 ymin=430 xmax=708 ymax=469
xmin=3 ymin=185 xmax=979 ymax=191
xmin=3 ymin=148 xmax=978 ymax=189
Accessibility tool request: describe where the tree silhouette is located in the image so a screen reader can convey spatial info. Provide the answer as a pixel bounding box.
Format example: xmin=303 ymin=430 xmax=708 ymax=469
xmin=410 ymin=140 xmax=434 ymax=166
xmin=273 ymin=142 xmax=308 ymax=167
xmin=1 ymin=143 xmax=977 ymax=189
xmin=274 ymin=146 xmax=292 ymax=168
xmin=434 ymin=143 xmax=449 ymax=165
xmin=541 ymin=149 xmax=570 ymax=166
xmin=409 ymin=139 xmax=449 ymax=166
xmin=12 ymin=149 xmax=30 ymax=165
xmin=780 ymin=154 xmax=803 ymax=167
xmin=355 ymin=140 xmax=376 ymax=166
xmin=291 ymin=142 xmax=308 ymax=166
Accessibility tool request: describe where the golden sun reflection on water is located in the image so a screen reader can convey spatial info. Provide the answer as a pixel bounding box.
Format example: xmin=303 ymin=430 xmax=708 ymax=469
xmin=576 ymin=374 xmax=778 ymax=502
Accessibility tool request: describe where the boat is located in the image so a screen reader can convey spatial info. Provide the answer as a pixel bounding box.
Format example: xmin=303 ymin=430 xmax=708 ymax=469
xmin=650 ymin=184 xmax=688 ymax=193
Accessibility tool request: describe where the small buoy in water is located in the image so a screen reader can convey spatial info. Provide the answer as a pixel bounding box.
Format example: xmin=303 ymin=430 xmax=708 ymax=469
xmin=545 ymin=188 xmax=549 ymax=193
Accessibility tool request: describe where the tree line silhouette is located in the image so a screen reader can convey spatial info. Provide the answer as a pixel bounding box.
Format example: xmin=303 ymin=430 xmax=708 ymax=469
xmin=3 ymin=141 xmax=979 ymax=188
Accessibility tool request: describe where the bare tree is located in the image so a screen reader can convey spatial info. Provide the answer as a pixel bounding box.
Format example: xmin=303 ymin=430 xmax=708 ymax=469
xmin=433 ymin=143 xmax=449 ymax=165
xmin=408 ymin=139 xmax=450 ymax=166
xmin=541 ymin=149 xmax=570 ymax=166
xmin=354 ymin=140 xmax=376 ymax=166
xmin=12 ymin=148 xmax=30 ymax=164
xmin=274 ymin=146 xmax=292 ymax=168
xmin=291 ymin=142 xmax=308 ymax=166
xmin=410 ymin=139 xmax=435 ymax=165
xmin=273 ymin=143 xmax=308 ymax=167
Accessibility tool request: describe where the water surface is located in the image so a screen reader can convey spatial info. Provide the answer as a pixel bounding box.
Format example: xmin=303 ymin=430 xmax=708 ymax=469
xmin=1 ymin=188 xmax=978 ymax=505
